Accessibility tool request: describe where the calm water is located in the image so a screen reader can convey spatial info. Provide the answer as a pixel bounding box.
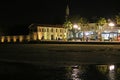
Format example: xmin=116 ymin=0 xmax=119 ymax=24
xmin=0 ymin=61 xmax=119 ymax=80
xmin=0 ymin=44 xmax=120 ymax=80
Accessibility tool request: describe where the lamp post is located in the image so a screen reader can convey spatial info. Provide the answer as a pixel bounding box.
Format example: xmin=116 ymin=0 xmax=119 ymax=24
xmin=108 ymin=22 xmax=115 ymax=29
xmin=73 ymin=24 xmax=81 ymax=41
xmin=108 ymin=22 xmax=115 ymax=27
xmin=108 ymin=22 xmax=115 ymax=41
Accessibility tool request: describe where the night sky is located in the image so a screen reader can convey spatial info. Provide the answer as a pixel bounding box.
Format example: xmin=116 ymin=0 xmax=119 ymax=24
xmin=0 ymin=0 xmax=120 ymax=35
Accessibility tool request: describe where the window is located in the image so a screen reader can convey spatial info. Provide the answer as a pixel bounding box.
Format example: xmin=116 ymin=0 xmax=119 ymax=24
xmin=60 ymin=29 xmax=62 ymax=33
xmin=51 ymin=28 xmax=53 ymax=32
xmin=42 ymin=28 xmax=44 ymax=32
xmin=44 ymin=28 xmax=46 ymax=32
xmin=47 ymin=28 xmax=49 ymax=32
xmin=39 ymin=28 xmax=41 ymax=32
xmin=56 ymin=29 xmax=58 ymax=32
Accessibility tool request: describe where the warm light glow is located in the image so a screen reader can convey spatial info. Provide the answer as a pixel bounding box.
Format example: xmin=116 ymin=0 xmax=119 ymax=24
xmin=19 ymin=36 xmax=24 ymax=42
xmin=26 ymin=35 xmax=30 ymax=41
xmin=1 ymin=36 xmax=5 ymax=43
xmin=13 ymin=36 xmax=17 ymax=42
xmin=118 ymin=30 xmax=120 ymax=33
xmin=78 ymin=27 xmax=81 ymax=30
xmin=109 ymin=65 xmax=115 ymax=71
xmin=73 ymin=24 xmax=78 ymax=29
xmin=7 ymin=36 xmax=10 ymax=42
xmin=108 ymin=22 xmax=115 ymax=27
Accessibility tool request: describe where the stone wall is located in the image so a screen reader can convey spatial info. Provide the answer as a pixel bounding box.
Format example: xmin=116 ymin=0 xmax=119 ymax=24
xmin=0 ymin=35 xmax=30 ymax=43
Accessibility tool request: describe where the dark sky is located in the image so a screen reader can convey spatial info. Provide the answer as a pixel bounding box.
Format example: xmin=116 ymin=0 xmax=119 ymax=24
xmin=0 ymin=0 xmax=120 ymax=35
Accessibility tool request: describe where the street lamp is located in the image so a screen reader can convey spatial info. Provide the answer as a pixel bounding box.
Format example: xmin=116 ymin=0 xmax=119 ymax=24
xmin=109 ymin=65 xmax=115 ymax=71
xmin=73 ymin=24 xmax=81 ymax=41
xmin=108 ymin=22 xmax=115 ymax=27
xmin=73 ymin=24 xmax=78 ymax=29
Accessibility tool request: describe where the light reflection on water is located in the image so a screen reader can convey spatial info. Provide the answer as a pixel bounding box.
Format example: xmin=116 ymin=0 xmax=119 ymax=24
xmin=65 ymin=64 xmax=118 ymax=80
xmin=0 ymin=62 xmax=120 ymax=80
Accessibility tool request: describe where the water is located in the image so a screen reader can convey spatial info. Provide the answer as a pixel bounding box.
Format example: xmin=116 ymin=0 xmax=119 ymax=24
xmin=0 ymin=62 xmax=120 ymax=80
xmin=0 ymin=44 xmax=120 ymax=80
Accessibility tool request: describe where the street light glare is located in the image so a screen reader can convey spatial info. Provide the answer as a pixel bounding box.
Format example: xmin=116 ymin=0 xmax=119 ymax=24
xmin=73 ymin=24 xmax=78 ymax=29
xmin=109 ymin=65 xmax=115 ymax=70
xmin=108 ymin=22 xmax=115 ymax=27
xmin=78 ymin=27 xmax=81 ymax=30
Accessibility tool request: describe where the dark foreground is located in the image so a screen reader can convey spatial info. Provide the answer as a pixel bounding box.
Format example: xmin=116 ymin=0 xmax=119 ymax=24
xmin=0 ymin=42 xmax=120 ymax=79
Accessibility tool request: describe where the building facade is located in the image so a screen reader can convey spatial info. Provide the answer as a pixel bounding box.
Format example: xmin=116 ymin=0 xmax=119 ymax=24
xmin=29 ymin=24 xmax=67 ymax=41
xmin=0 ymin=35 xmax=30 ymax=43
xmin=0 ymin=24 xmax=67 ymax=43
xmin=1 ymin=23 xmax=120 ymax=43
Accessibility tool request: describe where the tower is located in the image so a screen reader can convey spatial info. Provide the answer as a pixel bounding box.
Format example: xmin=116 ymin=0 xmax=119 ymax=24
xmin=65 ymin=0 xmax=70 ymax=21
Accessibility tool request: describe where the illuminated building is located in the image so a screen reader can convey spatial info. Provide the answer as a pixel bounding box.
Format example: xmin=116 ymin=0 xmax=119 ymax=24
xmin=0 ymin=23 xmax=120 ymax=43
xmin=28 ymin=24 xmax=67 ymax=41
xmin=0 ymin=24 xmax=67 ymax=43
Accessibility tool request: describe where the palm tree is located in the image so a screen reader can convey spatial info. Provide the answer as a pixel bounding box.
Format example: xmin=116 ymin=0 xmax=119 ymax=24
xmin=63 ymin=20 xmax=73 ymax=40
xmin=96 ymin=17 xmax=107 ymax=41
xmin=115 ymin=13 xmax=120 ymax=25
xmin=77 ymin=17 xmax=88 ymax=41
xmin=96 ymin=17 xmax=107 ymax=31
xmin=63 ymin=20 xmax=73 ymax=30
xmin=63 ymin=16 xmax=88 ymax=40
xmin=97 ymin=17 xmax=107 ymax=26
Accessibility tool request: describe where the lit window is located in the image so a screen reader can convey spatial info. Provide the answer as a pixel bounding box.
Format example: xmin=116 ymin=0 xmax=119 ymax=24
xmin=47 ymin=28 xmax=49 ymax=32
xmin=56 ymin=29 xmax=58 ymax=32
xmin=60 ymin=29 xmax=62 ymax=32
xmin=39 ymin=28 xmax=41 ymax=32
xmin=51 ymin=28 xmax=53 ymax=32
xmin=42 ymin=28 xmax=44 ymax=32
xmin=44 ymin=29 xmax=46 ymax=32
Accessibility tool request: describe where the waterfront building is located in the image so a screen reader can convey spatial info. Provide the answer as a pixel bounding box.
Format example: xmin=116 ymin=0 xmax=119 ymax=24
xmin=0 ymin=23 xmax=120 ymax=43
xmin=0 ymin=35 xmax=30 ymax=43
xmin=0 ymin=24 xmax=67 ymax=43
xmin=66 ymin=22 xmax=120 ymax=41
xmin=28 ymin=24 xmax=67 ymax=41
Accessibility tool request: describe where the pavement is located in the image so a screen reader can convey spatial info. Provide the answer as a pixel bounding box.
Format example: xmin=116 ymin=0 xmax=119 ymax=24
xmin=0 ymin=43 xmax=120 ymax=66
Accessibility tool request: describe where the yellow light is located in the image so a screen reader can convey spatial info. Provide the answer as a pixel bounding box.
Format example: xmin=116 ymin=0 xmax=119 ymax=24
xmin=78 ymin=27 xmax=81 ymax=30
xmin=73 ymin=24 xmax=78 ymax=29
xmin=108 ymin=22 xmax=115 ymax=27
xmin=118 ymin=30 xmax=120 ymax=33
xmin=109 ymin=65 xmax=115 ymax=71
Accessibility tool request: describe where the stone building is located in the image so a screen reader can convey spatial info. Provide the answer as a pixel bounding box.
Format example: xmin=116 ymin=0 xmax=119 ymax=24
xmin=28 ymin=24 xmax=67 ymax=41
xmin=1 ymin=23 xmax=120 ymax=43
xmin=0 ymin=24 xmax=67 ymax=43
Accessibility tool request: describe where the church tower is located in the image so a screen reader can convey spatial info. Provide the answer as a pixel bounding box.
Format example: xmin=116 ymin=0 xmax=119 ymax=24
xmin=65 ymin=0 xmax=70 ymax=21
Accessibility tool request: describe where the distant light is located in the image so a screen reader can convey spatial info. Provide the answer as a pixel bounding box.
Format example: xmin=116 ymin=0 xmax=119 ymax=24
xmin=109 ymin=65 xmax=115 ymax=71
xmin=108 ymin=22 xmax=115 ymax=27
xmin=78 ymin=27 xmax=81 ymax=30
xmin=73 ymin=24 xmax=78 ymax=29
xmin=118 ymin=30 xmax=120 ymax=33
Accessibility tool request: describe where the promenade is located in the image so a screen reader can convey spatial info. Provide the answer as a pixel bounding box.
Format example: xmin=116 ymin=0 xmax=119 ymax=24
xmin=0 ymin=42 xmax=120 ymax=66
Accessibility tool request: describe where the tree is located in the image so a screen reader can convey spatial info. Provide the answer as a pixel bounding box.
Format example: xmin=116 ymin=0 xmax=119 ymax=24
xmin=96 ymin=17 xmax=107 ymax=31
xmin=97 ymin=17 xmax=107 ymax=26
xmin=69 ymin=16 xmax=88 ymax=28
xmin=95 ymin=17 xmax=107 ymax=41
xmin=63 ymin=20 xmax=73 ymax=30
xmin=115 ymin=13 xmax=120 ymax=25
xmin=78 ymin=17 xmax=89 ymax=31
xmin=63 ymin=16 xmax=88 ymax=40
